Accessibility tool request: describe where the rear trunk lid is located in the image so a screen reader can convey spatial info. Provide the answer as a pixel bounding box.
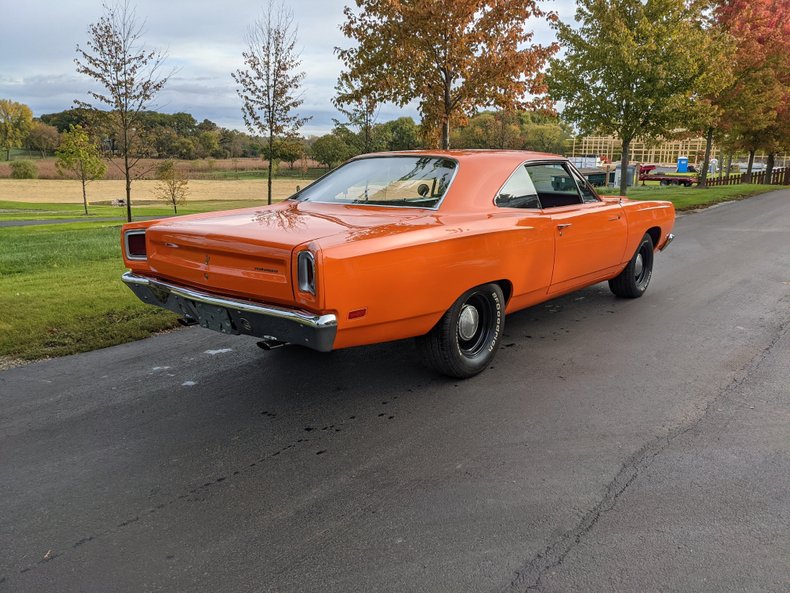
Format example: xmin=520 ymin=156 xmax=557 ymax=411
xmin=145 ymin=202 xmax=426 ymax=305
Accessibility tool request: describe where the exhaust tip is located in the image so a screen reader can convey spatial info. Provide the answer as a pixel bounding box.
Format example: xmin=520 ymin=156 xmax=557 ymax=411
xmin=256 ymin=338 xmax=288 ymax=350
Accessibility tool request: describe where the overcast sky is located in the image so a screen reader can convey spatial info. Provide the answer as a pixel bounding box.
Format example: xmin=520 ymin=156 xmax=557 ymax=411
xmin=0 ymin=0 xmax=576 ymax=135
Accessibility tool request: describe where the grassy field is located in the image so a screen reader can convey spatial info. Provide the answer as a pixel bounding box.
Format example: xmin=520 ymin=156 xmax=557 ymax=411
xmin=1 ymin=183 xmax=784 ymax=365
xmin=0 ymin=178 xmax=314 ymax=204
xmin=0 ymin=155 xmax=325 ymax=180
xmin=598 ymin=184 xmax=778 ymax=210
xmin=0 ymin=222 xmax=179 ymax=361
xmin=0 ymin=199 xmax=274 ymax=222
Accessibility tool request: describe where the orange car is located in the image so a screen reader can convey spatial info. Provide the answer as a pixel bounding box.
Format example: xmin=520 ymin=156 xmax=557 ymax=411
xmin=121 ymin=151 xmax=675 ymax=378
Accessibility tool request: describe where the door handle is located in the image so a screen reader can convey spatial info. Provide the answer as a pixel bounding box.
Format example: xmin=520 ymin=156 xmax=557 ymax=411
xmin=609 ymin=215 xmax=621 ymax=221
xmin=557 ymin=223 xmax=572 ymax=236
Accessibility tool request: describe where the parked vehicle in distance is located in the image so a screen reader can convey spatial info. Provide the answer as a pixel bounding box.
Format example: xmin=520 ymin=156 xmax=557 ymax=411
xmin=121 ymin=151 xmax=675 ymax=378
xmin=639 ymin=164 xmax=696 ymax=187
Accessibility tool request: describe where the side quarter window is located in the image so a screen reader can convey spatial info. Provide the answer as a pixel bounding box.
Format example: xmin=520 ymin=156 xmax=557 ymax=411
xmin=569 ymin=167 xmax=600 ymax=203
xmin=524 ymin=163 xmax=583 ymax=208
xmin=495 ymin=165 xmax=540 ymax=209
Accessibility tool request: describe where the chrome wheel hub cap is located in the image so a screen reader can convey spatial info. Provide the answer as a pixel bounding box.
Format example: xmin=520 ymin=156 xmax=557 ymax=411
xmin=634 ymin=253 xmax=644 ymax=278
xmin=458 ymin=304 xmax=480 ymax=341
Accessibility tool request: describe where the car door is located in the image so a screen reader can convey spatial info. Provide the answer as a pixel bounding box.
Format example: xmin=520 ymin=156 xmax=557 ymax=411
xmin=523 ymin=162 xmax=627 ymax=293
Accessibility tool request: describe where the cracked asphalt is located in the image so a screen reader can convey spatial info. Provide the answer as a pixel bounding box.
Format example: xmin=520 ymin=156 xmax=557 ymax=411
xmin=1 ymin=189 xmax=789 ymax=593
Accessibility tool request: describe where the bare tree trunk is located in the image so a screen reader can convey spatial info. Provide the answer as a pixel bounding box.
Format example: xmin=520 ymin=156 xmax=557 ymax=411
xmin=267 ymin=133 xmax=274 ymax=205
xmin=698 ymin=127 xmax=713 ymax=189
xmin=765 ymin=152 xmax=775 ymax=184
xmin=725 ymin=153 xmax=732 ymax=181
xmin=81 ymin=176 xmax=89 ymax=216
xmin=442 ymin=79 xmax=451 ymax=150
xmin=123 ymin=124 xmax=132 ymax=222
xmin=745 ymin=149 xmax=755 ymax=184
xmin=619 ymin=138 xmax=631 ymax=196
xmin=441 ymin=118 xmax=450 ymax=150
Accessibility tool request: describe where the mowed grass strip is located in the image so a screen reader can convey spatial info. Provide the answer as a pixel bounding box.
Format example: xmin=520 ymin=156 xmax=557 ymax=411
xmin=598 ymin=183 xmax=780 ymax=209
xmin=0 ymin=222 xmax=178 ymax=360
xmin=0 ymin=199 xmax=270 ymax=222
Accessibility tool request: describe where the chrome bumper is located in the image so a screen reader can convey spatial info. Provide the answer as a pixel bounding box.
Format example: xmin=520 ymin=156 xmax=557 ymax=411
xmin=659 ymin=233 xmax=675 ymax=251
xmin=121 ymin=272 xmax=337 ymax=352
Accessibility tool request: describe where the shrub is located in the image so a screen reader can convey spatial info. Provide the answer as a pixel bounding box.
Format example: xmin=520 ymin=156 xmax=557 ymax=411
xmin=10 ymin=160 xmax=38 ymax=179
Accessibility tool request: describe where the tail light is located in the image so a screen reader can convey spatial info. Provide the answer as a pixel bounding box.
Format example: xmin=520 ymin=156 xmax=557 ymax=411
xmin=297 ymin=250 xmax=315 ymax=295
xmin=125 ymin=230 xmax=147 ymax=260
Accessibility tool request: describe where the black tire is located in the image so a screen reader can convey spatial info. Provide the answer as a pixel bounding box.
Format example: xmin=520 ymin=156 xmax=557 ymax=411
xmin=416 ymin=283 xmax=505 ymax=378
xmin=608 ymin=233 xmax=654 ymax=298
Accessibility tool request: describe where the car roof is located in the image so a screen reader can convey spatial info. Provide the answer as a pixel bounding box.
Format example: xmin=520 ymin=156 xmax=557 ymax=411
xmin=343 ymin=150 xmax=572 ymax=212
xmin=355 ymin=149 xmax=566 ymax=167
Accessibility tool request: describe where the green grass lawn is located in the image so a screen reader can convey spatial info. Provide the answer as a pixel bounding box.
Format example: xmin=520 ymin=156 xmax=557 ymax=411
xmin=0 ymin=222 xmax=179 ymax=361
xmin=598 ymin=184 xmax=779 ymax=210
xmin=0 ymin=199 xmax=265 ymax=222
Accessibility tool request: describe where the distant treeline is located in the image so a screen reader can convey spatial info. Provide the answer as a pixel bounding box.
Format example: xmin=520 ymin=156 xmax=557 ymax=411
xmin=33 ymin=107 xmax=572 ymax=166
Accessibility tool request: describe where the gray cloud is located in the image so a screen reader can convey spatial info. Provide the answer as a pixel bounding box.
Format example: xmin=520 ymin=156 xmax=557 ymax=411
xmin=0 ymin=0 xmax=577 ymax=133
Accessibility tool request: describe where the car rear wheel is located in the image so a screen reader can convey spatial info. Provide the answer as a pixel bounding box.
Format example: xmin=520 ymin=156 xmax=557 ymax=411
xmin=416 ymin=283 xmax=505 ymax=378
xmin=608 ymin=233 xmax=654 ymax=298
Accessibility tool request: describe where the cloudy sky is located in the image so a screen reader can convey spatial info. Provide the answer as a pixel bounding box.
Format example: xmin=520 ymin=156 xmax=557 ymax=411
xmin=0 ymin=0 xmax=576 ymax=135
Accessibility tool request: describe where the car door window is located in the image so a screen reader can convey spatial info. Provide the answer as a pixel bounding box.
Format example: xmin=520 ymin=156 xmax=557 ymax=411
xmin=569 ymin=167 xmax=600 ymax=203
xmin=524 ymin=163 xmax=583 ymax=208
xmin=495 ymin=165 xmax=540 ymax=209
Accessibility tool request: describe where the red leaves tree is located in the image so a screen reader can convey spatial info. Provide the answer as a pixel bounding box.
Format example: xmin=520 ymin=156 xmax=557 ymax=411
xmin=716 ymin=0 xmax=790 ymax=181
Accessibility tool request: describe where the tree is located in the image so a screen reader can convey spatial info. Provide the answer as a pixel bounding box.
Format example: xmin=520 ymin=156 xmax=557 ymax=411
xmin=154 ymin=159 xmax=189 ymax=214
xmin=333 ymin=75 xmax=380 ymax=154
xmin=338 ymin=0 xmax=557 ymax=150
xmin=9 ymin=160 xmax=37 ymax=179
xmin=75 ymin=0 xmax=170 ymax=222
xmin=0 ymin=99 xmax=33 ymax=160
xmin=233 ymin=0 xmax=309 ymax=205
xmin=310 ymin=133 xmax=352 ymax=168
xmin=40 ymin=108 xmax=96 ymax=133
xmin=56 ymin=125 xmax=107 ymax=215
xmin=277 ymin=138 xmax=305 ymax=168
xmin=381 ymin=117 xmax=420 ymax=151
xmin=27 ymin=122 xmax=60 ymax=157
xmin=716 ymin=0 xmax=790 ymax=183
xmin=547 ymin=0 xmax=723 ymax=195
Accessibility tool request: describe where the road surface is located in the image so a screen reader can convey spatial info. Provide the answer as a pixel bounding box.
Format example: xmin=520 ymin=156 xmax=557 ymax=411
xmin=1 ymin=190 xmax=789 ymax=593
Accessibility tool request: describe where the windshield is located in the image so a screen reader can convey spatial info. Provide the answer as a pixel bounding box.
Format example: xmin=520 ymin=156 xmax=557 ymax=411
xmin=292 ymin=156 xmax=457 ymax=208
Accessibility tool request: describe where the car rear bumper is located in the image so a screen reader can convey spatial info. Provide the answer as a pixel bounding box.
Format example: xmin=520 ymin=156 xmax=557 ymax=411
xmin=121 ymin=272 xmax=337 ymax=352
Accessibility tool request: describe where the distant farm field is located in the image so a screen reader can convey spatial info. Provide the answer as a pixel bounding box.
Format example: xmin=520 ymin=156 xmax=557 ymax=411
xmin=0 ymin=178 xmax=314 ymax=204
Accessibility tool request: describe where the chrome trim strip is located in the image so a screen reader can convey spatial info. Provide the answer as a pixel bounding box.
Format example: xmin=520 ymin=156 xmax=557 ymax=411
xmin=121 ymin=272 xmax=337 ymax=328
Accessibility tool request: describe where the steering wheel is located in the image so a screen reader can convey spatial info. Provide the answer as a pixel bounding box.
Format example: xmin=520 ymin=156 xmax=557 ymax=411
xmin=417 ymin=183 xmax=430 ymax=197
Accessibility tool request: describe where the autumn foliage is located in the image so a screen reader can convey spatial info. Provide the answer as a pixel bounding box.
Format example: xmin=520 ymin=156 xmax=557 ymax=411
xmin=716 ymin=0 xmax=790 ymax=177
xmin=338 ymin=0 xmax=558 ymax=149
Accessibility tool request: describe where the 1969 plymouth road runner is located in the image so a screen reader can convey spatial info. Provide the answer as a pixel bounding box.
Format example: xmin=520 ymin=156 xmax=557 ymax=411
xmin=121 ymin=151 xmax=675 ymax=378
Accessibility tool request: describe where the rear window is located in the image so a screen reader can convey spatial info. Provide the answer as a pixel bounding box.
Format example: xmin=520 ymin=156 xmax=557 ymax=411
xmin=292 ymin=156 xmax=457 ymax=208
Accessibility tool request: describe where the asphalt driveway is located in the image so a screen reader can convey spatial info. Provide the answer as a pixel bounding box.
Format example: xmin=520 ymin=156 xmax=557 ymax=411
xmin=1 ymin=189 xmax=788 ymax=593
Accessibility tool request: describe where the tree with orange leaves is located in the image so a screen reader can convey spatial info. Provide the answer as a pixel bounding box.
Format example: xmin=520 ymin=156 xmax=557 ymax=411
xmin=716 ymin=0 xmax=790 ymax=182
xmin=337 ymin=0 xmax=558 ymax=150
